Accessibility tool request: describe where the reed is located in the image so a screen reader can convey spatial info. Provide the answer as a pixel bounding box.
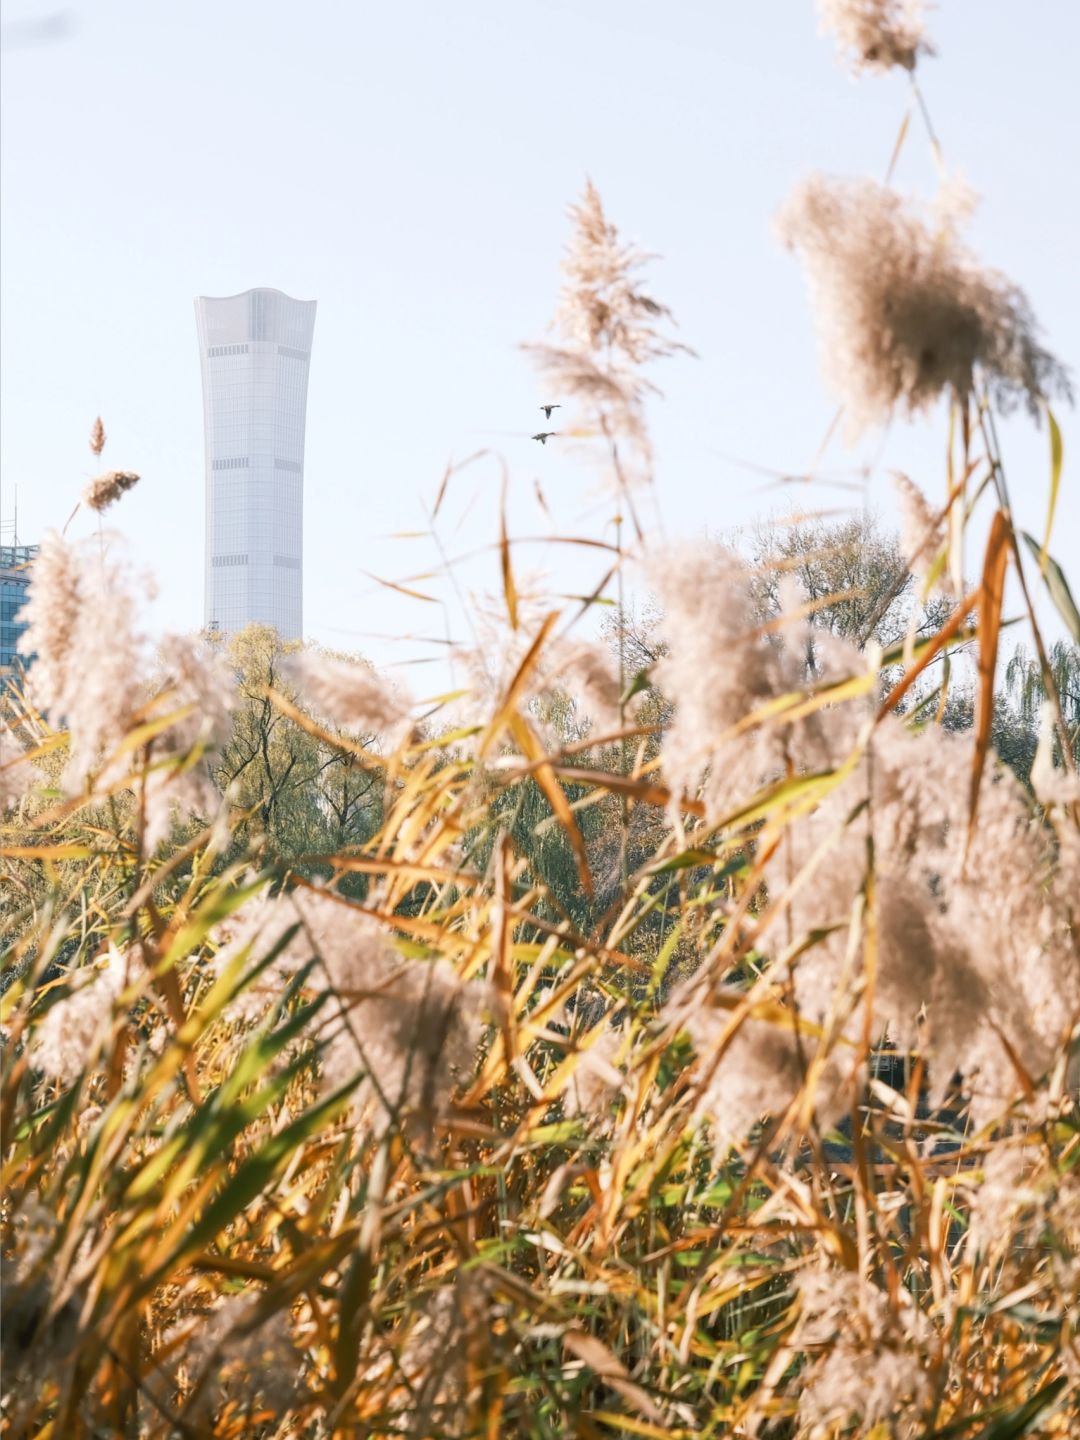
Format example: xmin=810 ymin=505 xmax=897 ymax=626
xmin=2 ymin=6 xmax=1078 ymax=1436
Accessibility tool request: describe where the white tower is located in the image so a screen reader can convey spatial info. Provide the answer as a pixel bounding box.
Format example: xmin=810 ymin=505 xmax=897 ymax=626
xmin=195 ymin=288 xmax=316 ymax=639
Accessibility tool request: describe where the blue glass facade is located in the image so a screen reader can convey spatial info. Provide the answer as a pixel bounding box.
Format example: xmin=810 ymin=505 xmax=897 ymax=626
xmin=0 ymin=543 xmax=38 ymax=684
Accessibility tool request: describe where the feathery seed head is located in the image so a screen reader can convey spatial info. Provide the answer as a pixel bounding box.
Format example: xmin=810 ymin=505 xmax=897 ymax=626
xmin=679 ymin=990 xmax=849 ymax=1160
xmin=764 ymin=715 xmax=1080 ymax=1119
xmin=89 ymin=416 xmax=106 ymax=456
xmin=29 ymin=945 xmax=128 ymax=1087
xmin=0 ymin=719 xmax=31 ymax=811
xmin=648 ymin=539 xmax=852 ymax=821
xmin=818 ymin=0 xmax=932 ymax=75
xmin=18 ymin=531 xmax=82 ymax=716
xmin=547 ymin=637 xmax=627 ymax=733
xmin=279 ymin=649 xmax=414 ymax=744
xmin=563 ymin=1023 xmax=626 ymax=1123
xmin=82 ymin=470 xmax=140 ymax=513
xmin=389 ymin=1273 xmax=500 ymax=1433
xmin=21 ymin=532 xmax=152 ymax=792
xmin=210 ymin=887 xmax=486 ymax=1138
xmin=170 ymin=1293 xmax=298 ymax=1422
xmin=526 ymin=181 xmax=690 ymax=468
xmin=63 ymin=545 xmax=149 ymax=791
xmin=793 ymin=1266 xmax=930 ymax=1429
xmin=893 ymin=472 xmax=952 ymax=595
xmin=555 ymin=180 xmax=681 ymax=369
xmin=776 ymin=174 xmax=1071 ymax=436
xmin=141 ymin=632 xmax=237 ymax=851
xmin=320 ymin=954 xmax=485 ymax=1142
xmin=210 ymin=887 xmax=320 ymax=1023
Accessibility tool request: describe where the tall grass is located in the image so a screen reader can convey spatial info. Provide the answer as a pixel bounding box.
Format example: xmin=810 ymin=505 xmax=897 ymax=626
xmin=3 ymin=6 xmax=1079 ymax=1437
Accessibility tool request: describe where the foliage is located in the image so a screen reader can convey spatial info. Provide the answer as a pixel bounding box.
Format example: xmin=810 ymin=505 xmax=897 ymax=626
xmin=212 ymin=626 xmax=384 ymax=875
xmin=2 ymin=12 xmax=1080 ymax=1438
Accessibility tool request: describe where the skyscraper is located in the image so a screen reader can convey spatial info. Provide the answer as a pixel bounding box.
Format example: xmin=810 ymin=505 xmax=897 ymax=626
xmin=1 ymin=542 xmax=38 ymax=687
xmin=195 ymin=288 xmax=316 ymax=640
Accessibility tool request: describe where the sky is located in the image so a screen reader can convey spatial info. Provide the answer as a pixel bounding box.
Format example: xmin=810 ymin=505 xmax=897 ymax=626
xmin=2 ymin=0 xmax=1078 ymax=686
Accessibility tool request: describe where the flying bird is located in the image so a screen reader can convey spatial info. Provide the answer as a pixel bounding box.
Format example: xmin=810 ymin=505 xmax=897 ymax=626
xmin=532 ymin=431 xmax=558 ymax=445
xmin=539 ymin=404 xmax=561 ymax=419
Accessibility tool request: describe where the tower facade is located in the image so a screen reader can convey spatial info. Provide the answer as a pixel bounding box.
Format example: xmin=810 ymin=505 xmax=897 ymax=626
xmin=196 ymin=288 xmax=316 ymax=639
xmin=1 ymin=542 xmax=38 ymax=686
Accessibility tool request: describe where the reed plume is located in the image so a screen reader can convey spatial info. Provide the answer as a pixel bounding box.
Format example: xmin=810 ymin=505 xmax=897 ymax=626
xmin=525 ymin=179 xmax=690 ymax=468
xmin=776 ymin=174 xmax=1071 ymax=436
xmin=279 ymin=648 xmax=413 ymax=743
xmin=82 ymin=469 xmax=140 ymax=513
xmin=818 ymin=0 xmax=932 ymax=75
xmin=893 ymin=471 xmax=951 ymax=594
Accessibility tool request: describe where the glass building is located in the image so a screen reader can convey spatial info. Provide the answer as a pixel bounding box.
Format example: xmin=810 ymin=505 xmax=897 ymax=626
xmin=1 ymin=543 xmax=38 ymax=686
xmin=195 ymin=288 xmax=317 ymax=640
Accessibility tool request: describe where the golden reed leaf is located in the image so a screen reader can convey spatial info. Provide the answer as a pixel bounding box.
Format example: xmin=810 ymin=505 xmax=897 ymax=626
xmin=968 ymin=509 xmax=1010 ymax=853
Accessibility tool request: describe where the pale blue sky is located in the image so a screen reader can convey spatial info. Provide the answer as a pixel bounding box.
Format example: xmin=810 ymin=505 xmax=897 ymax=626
xmin=2 ymin=1 xmax=1077 ymax=680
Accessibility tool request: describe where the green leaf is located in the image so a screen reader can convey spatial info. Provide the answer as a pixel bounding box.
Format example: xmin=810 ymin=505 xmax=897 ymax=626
xmin=139 ymin=1078 xmax=361 ymax=1295
xmin=1042 ymin=405 xmax=1064 ymax=572
xmin=649 ymin=848 xmax=717 ymax=875
xmin=120 ymin=973 xmax=325 ymax=1210
xmin=1022 ymin=532 xmax=1080 ymax=644
xmin=966 ymin=1375 xmax=1067 ymax=1439
xmin=697 ymin=1181 xmax=733 ymax=1207
xmin=716 ymin=768 xmax=844 ymax=834
xmin=621 ymin=667 xmax=653 ymax=703
xmin=158 ymin=874 xmax=270 ymax=979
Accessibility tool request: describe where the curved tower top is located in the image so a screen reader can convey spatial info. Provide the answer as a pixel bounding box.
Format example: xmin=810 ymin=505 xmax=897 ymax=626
xmin=196 ymin=288 xmax=317 ymax=640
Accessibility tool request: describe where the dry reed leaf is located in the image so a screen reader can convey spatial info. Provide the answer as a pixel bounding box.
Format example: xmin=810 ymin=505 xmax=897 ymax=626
xmin=989 ymin=1018 xmax=1037 ymax=1104
xmin=476 ymin=610 xmax=559 ymax=760
xmin=1021 ymin=532 xmax=1080 ymax=644
xmin=563 ymin=1328 xmax=664 ymax=1424
xmin=509 ymin=712 xmax=593 ymax=898
xmin=491 ymin=833 xmax=518 ymax=1061
xmin=548 ymin=764 xmax=703 ymax=818
xmin=968 ymin=510 xmax=1010 ymax=851
xmin=265 ymin=688 xmax=391 ymax=767
xmin=432 ymin=459 xmax=453 ymax=520
xmin=430 ymin=448 xmax=491 ymax=525
xmin=884 ymin=107 xmax=911 ymax=185
xmin=533 ymin=478 xmax=552 ymax=521
xmin=310 ymin=854 xmax=470 ymax=886
xmin=361 ymin=570 xmax=439 ymax=603
xmin=876 ymin=589 xmax=979 ymax=719
xmin=719 ymin=669 xmax=874 ymax=748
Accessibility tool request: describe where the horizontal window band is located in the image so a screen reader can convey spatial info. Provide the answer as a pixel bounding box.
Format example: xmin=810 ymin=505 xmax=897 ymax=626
xmin=211 ymin=553 xmax=249 ymax=567
xmin=209 ymin=457 xmax=303 ymax=468
xmin=273 ymin=555 xmax=301 ymax=569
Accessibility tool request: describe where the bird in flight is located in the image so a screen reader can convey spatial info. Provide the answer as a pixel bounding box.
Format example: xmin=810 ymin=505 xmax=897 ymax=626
xmin=539 ymin=403 xmax=561 ymax=420
xmin=532 ymin=431 xmax=558 ymax=445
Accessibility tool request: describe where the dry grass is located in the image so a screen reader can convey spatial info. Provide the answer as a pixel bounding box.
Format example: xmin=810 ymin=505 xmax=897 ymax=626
xmin=2 ymin=12 xmax=1079 ymax=1438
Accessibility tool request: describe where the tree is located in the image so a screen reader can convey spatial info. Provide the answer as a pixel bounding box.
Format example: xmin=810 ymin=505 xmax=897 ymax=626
xmin=618 ymin=514 xmax=1058 ymax=787
xmin=1006 ymin=640 xmax=1080 ymax=730
xmin=748 ymin=511 xmax=954 ymax=650
xmin=1004 ymin=639 xmax=1080 ymax=772
xmin=212 ymin=626 xmax=384 ymax=871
